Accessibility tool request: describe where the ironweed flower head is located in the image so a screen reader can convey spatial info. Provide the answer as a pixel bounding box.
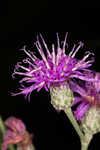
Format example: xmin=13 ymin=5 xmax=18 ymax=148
xmin=71 ymin=72 xmax=100 ymax=120
xmin=12 ymin=33 xmax=94 ymax=100
xmin=2 ymin=117 xmax=32 ymax=150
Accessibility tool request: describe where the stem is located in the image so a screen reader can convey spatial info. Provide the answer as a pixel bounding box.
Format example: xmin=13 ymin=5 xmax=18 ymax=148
xmin=64 ymin=108 xmax=84 ymax=141
xmin=30 ymin=144 xmax=35 ymax=150
xmin=27 ymin=144 xmax=35 ymax=150
xmin=26 ymin=144 xmax=35 ymax=150
xmin=9 ymin=145 xmax=15 ymax=150
xmin=81 ymin=142 xmax=88 ymax=150
xmin=0 ymin=116 xmax=5 ymax=135
xmin=81 ymin=134 xmax=92 ymax=150
xmin=0 ymin=116 xmax=15 ymax=150
xmin=64 ymin=108 xmax=93 ymax=150
xmin=17 ymin=144 xmax=35 ymax=150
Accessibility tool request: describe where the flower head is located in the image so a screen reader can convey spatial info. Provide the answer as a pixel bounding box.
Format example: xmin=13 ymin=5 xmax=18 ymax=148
xmin=71 ymin=72 xmax=100 ymax=120
xmin=2 ymin=117 xmax=32 ymax=150
xmin=12 ymin=33 xmax=94 ymax=99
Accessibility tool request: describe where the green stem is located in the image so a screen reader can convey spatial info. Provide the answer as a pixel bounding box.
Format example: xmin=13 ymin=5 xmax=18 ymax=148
xmin=0 ymin=116 xmax=15 ymax=150
xmin=8 ymin=145 xmax=15 ymax=150
xmin=0 ymin=116 xmax=6 ymax=135
xmin=81 ymin=134 xmax=92 ymax=150
xmin=26 ymin=144 xmax=35 ymax=150
xmin=17 ymin=144 xmax=35 ymax=150
xmin=64 ymin=108 xmax=84 ymax=141
xmin=81 ymin=142 xmax=89 ymax=150
xmin=30 ymin=144 xmax=35 ymax=150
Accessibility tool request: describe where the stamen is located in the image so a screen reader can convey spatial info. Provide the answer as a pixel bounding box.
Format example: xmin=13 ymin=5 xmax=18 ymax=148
xmin=34 ymin=81 xmax=45 ymax=89
xmin=28 ymin=67 xmax=42 ymax=75
xmin=35 ymin=38 xmax=50 ymax=69
xmin=23 ymin=58 xmax=36 ymax=68
xmin=13 ymin=71 xmax=31 ymax=76
xmin=63 ymin=32 xmax=68 ymax=54
xmin=70 ymin=74 xmax=94 ymax=81
xmin=19 ymin=77 xmax=31 ymax=83
xmin=20 ymin=46 xmax=36 ymax=62
xmin=69 ymin=44 xmax=76 ymax=57
xmin=17 ymin=65 xmax=30 ymax=72
xmin=52 ymin=44 xmax=56 ymax=65
xmin=81 ymin=52 xmax=94 ymax=63
xmin=71 ymin=42 xmax=84 ymax=58
xmin=39 ymin=34 xmax=51 ymax=58
xmin=56 ymin=48 xmax=62 ymax=66
xmin=57 ymin=33 xmax=60 ymax=49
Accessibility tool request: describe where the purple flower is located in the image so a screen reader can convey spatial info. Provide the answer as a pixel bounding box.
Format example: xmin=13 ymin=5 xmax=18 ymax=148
xmin=12 ymin=33 xmax=94 ymax=99
xmin=2 ymin=117 xmax=32 ymax=150
xmin=4 ymin=116 xmax=26 ymax=132
xmin=70 ymin=73 xmax=100 ymax=120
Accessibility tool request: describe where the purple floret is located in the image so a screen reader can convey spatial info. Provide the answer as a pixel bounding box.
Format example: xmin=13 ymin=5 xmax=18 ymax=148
xmin=12 ymin=33 xmax=94 ymax=99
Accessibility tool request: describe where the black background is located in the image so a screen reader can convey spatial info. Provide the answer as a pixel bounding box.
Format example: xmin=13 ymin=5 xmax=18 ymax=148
xmin=1 ymin=1 xmax=100 ymax=150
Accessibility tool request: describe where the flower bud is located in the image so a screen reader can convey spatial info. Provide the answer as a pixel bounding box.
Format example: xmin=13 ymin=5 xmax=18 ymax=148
xmin=50 ymin=84 xmax=74 ymax=111
xmin=81 ymin=106 xmax=100 ymax=135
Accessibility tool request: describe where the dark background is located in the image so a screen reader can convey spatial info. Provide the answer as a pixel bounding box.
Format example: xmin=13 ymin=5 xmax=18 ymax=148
xmin=1 ymin=1 xmax=100 ymax=150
